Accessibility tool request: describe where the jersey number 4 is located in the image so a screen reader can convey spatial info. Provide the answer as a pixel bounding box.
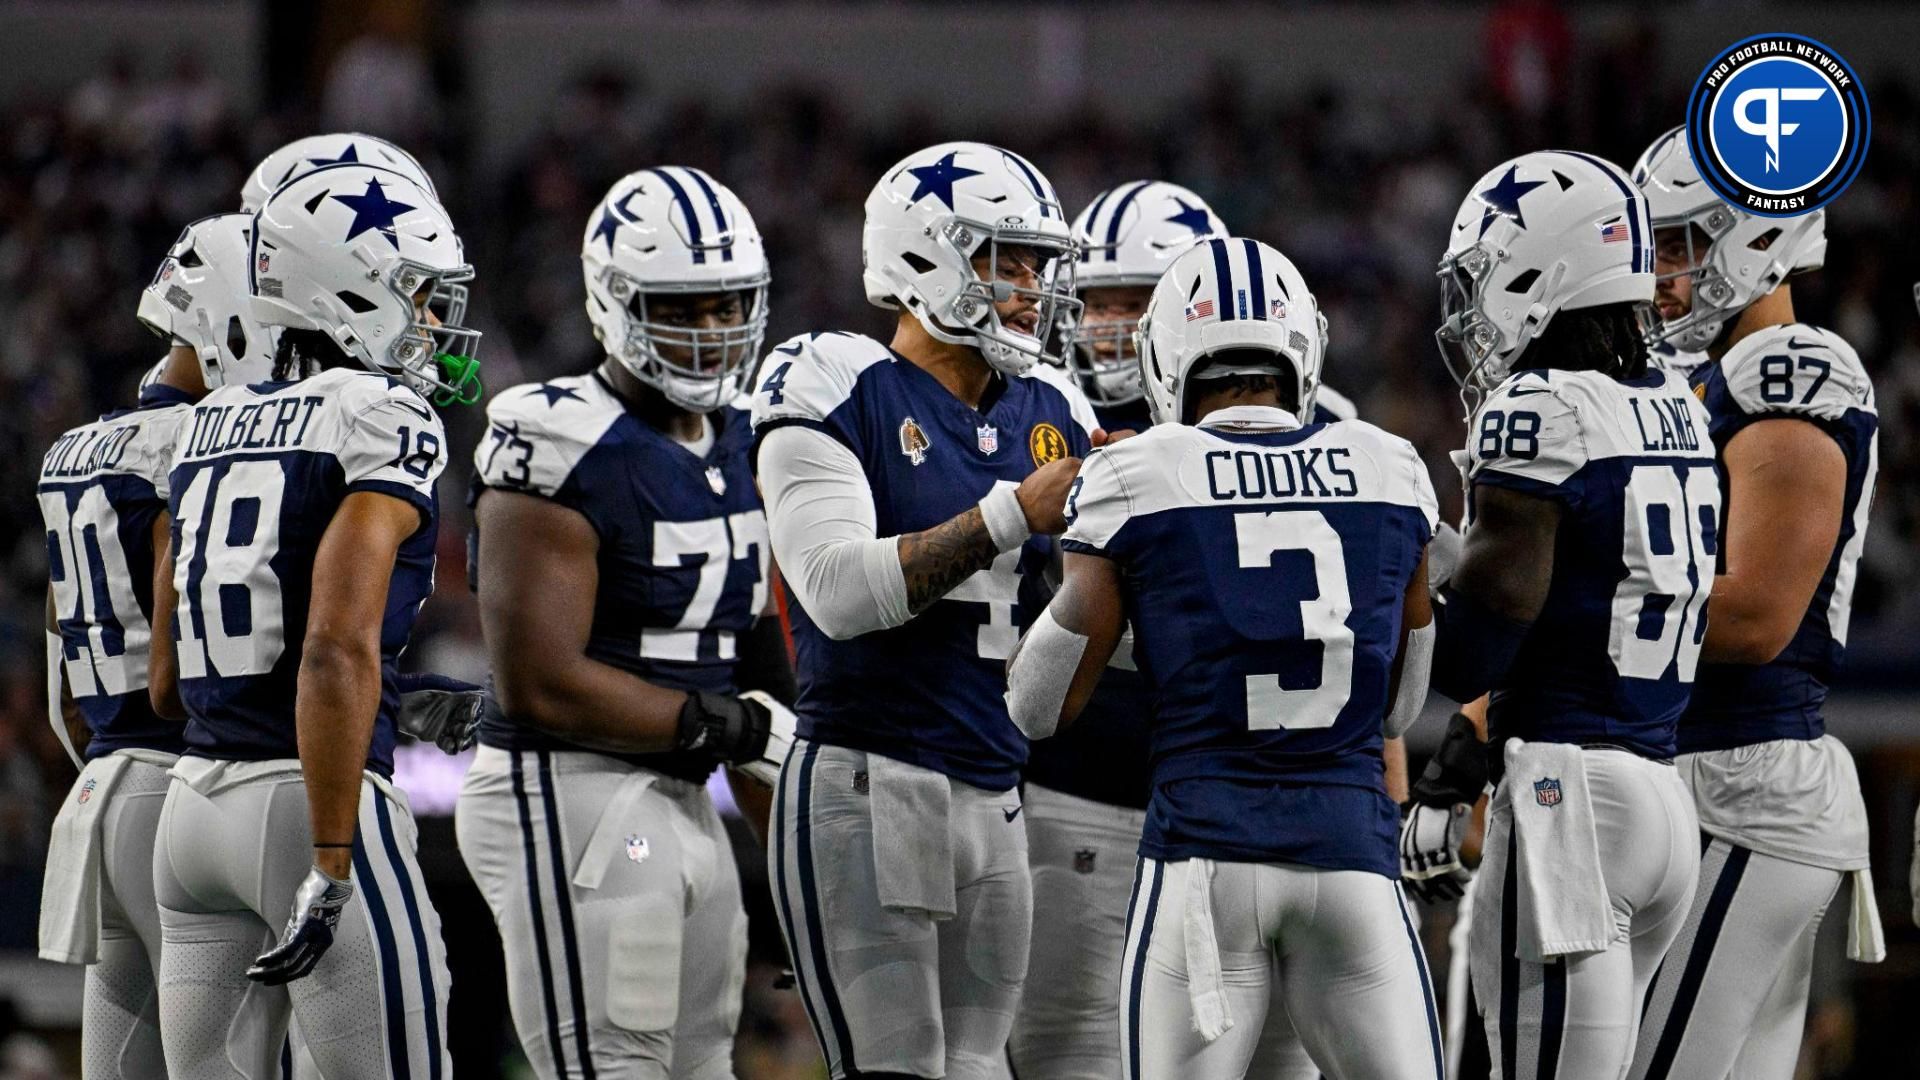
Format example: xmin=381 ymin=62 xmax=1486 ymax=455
xmin=1235 ymin=511 xmax=1353 ymax=731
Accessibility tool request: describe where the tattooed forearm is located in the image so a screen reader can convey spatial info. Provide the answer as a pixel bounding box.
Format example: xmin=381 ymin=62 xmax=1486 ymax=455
xmin=898 ymin=506 xmax=999 ymax=615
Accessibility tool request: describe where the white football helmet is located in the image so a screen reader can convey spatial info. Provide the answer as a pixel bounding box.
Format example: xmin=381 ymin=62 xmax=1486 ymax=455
xmin=581 ymin=167 xmax=770 ymax=412
xmin=251 ymin=164 xmax=480 ymax=401
xmin=241 ymin=133 xmax=438 ymax=214
xmin=1631 ymin=127 xmax=1826 ymax=353
xmin=1137 ymin=236 xmax=1327 ymax=426
xmin=1436 ymin=150 xmax=1654 ymax=400
xmin=1067 ymin=181 xmax=1225 ymax=406
xmin=863 ymin=142 xmax=1079 ymax=375
xmin=137 ymin=213 xmax=277 ymax=387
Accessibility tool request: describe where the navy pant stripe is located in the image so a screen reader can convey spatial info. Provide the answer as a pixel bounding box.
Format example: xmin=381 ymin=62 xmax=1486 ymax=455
xmin=1395 ymin=884 xmax=1446 ymax=1078
xmin=535 ymin=752 xmax=598 ymax=1079
xmin=770 ymin=746 xmax=834 ymax=1068
xmin=351 ymin=828 xmax=411 ymax=1080
xmin=1499 ymin=842 xmax=1519 ymax=1080
xmin=1126 ymin=860 xmax=1163 ymax=1080
xmin=1641 ymin=842 xmax=1751 ymax=1080
xmin=510 ymin=751 xmax=569 ymax=1079
xmin=1539 ymin=955 xmax=1567 ymax=1080
xmin=374 ymin=794 xmax=443 ymax=1079
xmin=795 ymin=742 xmax=857 ymax=1072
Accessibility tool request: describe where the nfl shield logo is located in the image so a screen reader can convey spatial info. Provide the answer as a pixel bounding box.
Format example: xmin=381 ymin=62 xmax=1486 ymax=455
xmin=78 ymin=778 xmax=97 ymax=805
xmin=625 ymin=835 xmax=650 ymax=864
xmin=977 ymin=424 xmax=999 ymax=455
xmin=705 ymin=465 xmax=727 ymax=495
xmin=256 ymin=252 xmax=271 ymax=275
xmin=1270 ymin=299 xmax=1288 ymax=320
xmin=1533 ymin=777 xmax=1562 ymax=807
xmin=1073 ymin=849 xmax=1097 ymax=874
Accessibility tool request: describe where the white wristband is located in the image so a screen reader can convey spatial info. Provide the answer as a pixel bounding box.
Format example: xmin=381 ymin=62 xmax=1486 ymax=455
xmin=980 ymin=485 xmax=1031 ymax=554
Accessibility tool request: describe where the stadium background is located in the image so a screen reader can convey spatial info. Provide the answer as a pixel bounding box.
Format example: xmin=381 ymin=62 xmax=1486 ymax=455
xmin=1 ymin=1 xmax=1917 ymax=1076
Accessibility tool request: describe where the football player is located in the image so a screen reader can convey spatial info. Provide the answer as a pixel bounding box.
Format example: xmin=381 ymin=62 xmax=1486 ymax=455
xmin=751 ymin=141 xmax=1092 ymax=1080
xmin=1423 ymin=150 xmax=1718 ymax=1080
xmin=36 ymin=212 xmax=272 ymax=1079
xmin=457 ymin=167 xmax=793 ymax=1079
xmin=1008 ymin=235 xmax=1443 ymax=1079
xmin=147 ymin=162 xmax=478 ymax=1077
xmin=1627 ymin=129 xmax=1883 ymax=1080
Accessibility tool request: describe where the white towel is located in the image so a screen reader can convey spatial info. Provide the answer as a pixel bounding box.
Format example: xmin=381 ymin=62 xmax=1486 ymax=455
xmin=38 ymin=753 xmax=135 ymax=964
xmin=1846 ymin=866 xmax=1885 ymax=963
xmin=868 ymin=756 xmax=956 ymax=920
xmin=45 ymin=630 xmax=81 ymax=770
xmin=1506 ymin=739 xmax=1616 ymax=961
xmin=572 ymin=771 xmax=659 ymax=891
xmin=1181 ymin=858 xmax=1234 ymax=1041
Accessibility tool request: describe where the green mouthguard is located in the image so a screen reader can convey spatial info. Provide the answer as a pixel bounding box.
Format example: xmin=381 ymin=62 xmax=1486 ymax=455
xmin=433 ymin=353 xmax=483 ymax=406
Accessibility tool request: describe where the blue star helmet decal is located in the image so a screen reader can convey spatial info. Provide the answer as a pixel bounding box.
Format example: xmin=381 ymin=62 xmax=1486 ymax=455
xmin=1477 ymin=164 xmax=1548 ymax=238
xmin=307 ymin=142 xmax=359 ymax=168
xmin=531 ymin=382 xmax=585 ymax=408
xmin=904 ymin=151 xmax=983 ymax=211
xmin=1165 ymin=197 xmax=1214 ymax=237
xmin=592 ymin=187 xmax=642 ymax=253
xmin=331 ymin=177 xmax=417 ymax=249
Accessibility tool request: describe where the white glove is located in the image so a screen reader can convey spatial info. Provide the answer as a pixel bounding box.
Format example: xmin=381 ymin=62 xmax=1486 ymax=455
xmin=1427 ymin=522 xmax=1464 ymax=594
xmin=734 ymin=691 xmax=795 ymax=788
xmin=1400 ymin=802 xmax=1473 ymax=903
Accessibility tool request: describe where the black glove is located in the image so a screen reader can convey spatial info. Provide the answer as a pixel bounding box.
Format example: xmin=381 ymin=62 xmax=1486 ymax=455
xmin=675 ymin=691 xmax=772 ymax=765
xmin=248 ymin=866 xmax=354 ymax=984
xmin=396 ymin=671 xmax=486 ymax=754
xmin=1409 ymin=710 xmax=1490 ymax=808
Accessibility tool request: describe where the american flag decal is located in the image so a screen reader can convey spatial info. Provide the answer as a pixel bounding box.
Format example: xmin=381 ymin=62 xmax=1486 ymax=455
xmin=1185 ymin=299 xmax=1214 ymax=322
xmin=1597 ymin=220 xmax=1630 ymax=244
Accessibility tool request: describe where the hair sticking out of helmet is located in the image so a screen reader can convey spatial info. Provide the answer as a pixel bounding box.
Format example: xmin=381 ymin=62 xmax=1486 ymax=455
xmin=136 ymin=213 xmax=278 ymax=389
xmin=1066 ymin=181 xmax=1226 ymax=407
xmin=1631 ymin=126 xmax=1826 ymax=354
xmin=1434 ymin=150 xmax=1654 ymax=414
xmin=863 ymin=142 xmax=1081 ymax=376
xmin=1136 ymin=236 xmax=1327 ymax=427
xmin=249 ymin=164 xmax=481 ymax=404
xmin=580 ymin=167 xmax=770 ymax=413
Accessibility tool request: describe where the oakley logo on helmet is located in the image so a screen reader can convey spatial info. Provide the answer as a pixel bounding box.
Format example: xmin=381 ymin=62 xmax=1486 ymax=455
xmin=1687 ymin=33 xmax=1869 ymax=217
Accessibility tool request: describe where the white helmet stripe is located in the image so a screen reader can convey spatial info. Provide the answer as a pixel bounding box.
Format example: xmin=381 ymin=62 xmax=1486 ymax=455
xmin=1552 ymin=150 xmax=1649 ymax=274
xmin=681 ymin=167 xmax=736 ymax=263
xmin=1100 ymin=181 xmax=1153 ymax=260
xmin=646 ymin=167 xmax=710 ymax=265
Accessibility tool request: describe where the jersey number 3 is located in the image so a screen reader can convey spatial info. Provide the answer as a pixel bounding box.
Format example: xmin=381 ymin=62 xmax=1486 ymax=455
xmin=1235 ymin=511 xmax=1354 ymax=731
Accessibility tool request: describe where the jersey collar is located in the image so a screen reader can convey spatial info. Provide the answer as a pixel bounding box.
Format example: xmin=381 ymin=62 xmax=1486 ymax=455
xmin=1196 ymin=404 xmax=1301 ymax=430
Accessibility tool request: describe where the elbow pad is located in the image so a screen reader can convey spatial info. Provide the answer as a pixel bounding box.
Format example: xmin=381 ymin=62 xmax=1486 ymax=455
xmin=1430 ymin=585 xmax=1530 ymax=703
xmin=1408 ymin=710 xmax=1491 ymax=808
xmin=1384 ymin=621 xmax=1434 ymax=738
xmin=1005 ymin=607 xmax=1087 ymax=740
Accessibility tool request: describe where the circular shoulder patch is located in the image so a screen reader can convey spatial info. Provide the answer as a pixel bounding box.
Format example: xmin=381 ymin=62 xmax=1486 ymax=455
xmin=1029 ymin=422 xmax=1069 ymax=466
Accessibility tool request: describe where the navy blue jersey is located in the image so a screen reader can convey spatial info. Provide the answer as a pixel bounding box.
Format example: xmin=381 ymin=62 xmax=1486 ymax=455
xmin=1062 ymin=409 xmax=1437 ymax=873
xmin=1682 ymin=325 xmax=1877 ymax=752
xmin=38 ymin=400 xmax=195 ymax=757
xmin=751 ymin=332 xmax=1094 ymax=791
xmin=169 ymin=368 xmax=443 ymax=777
xmin=1466 ymin=368 xmax=1720 ymax=762
xmin=469 ymin=374 xmax=770 ymax=780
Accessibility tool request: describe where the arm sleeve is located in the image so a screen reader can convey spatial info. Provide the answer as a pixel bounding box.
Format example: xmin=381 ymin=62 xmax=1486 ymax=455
xmin=757 ymin=424 xmax=911 ymax=641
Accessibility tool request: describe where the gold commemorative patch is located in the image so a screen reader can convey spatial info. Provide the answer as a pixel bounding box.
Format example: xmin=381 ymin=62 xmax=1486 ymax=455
xmin=1029 ymin=422 xmax=1068 ymax=466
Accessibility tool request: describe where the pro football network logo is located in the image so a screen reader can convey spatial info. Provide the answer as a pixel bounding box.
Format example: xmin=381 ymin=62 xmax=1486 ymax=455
xmin=1685 ymin=33 xmax=1869 ymax=217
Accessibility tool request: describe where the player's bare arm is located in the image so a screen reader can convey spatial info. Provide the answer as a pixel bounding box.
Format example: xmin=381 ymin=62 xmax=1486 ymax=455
xmin=44 ymin=586 xmax=89 ymax=755
xmin=298 ymin=490 xmax=422 ymax=881
xmin=475 ymin=488 xmax=689 ymax=753
xmin=1702 ymin=417 xmax=1845 ymax=665
xmin=147 ymin=510 xmax=182 ymax=721
xmin=899 ymin=455 xmax=1080 ymax=614
xmin=1431 ymin=484 xmax=1560 ymax=704
xmin=1006 ymin=550 xmax=1124 ymax=738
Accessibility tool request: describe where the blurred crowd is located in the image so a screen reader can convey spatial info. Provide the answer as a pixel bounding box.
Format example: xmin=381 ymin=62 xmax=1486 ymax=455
xmin=2 ymin=8 xmax=1918 ymax=1076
